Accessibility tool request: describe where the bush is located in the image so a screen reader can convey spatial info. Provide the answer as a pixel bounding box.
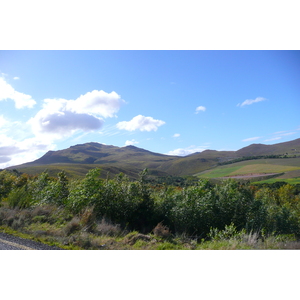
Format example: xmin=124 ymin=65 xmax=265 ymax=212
xmin=67 ymin=168 xmax=103 ymax=214
xmin=208 ymin=223 xmax=246 ymax=241
xmin=6 ymin=185 xmax=34 ymax=209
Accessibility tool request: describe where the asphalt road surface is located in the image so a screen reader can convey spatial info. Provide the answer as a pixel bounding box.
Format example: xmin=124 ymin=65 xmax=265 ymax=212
xmin=0 ymin=232 xmax=63 ymax=250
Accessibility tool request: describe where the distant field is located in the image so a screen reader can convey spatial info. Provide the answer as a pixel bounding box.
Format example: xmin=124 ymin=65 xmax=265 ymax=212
xmin=196 ymin=157 xmax=300 ymax=181
xmin=196 ymin=166 xmax=242 ymax=178
xmin=252 ymin=168 xmax=300 ymax=184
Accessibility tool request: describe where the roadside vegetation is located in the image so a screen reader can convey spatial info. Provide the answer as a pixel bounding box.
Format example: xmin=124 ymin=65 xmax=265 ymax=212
xmin=1 ymin=168 xmax=300 ymax=250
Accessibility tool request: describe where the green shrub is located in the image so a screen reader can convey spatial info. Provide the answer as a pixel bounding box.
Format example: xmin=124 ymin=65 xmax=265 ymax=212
xmin=208 ymin=223 xmax=246 ymax=241
xmin=67 ymin=168 xmax=103 ymax=214
xmin=6 ymin=185 xmax=34 ymax=209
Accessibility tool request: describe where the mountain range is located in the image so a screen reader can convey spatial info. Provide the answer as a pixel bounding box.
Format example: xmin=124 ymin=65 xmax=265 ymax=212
xmin=8 ymin=138 xmax=300 ymax=179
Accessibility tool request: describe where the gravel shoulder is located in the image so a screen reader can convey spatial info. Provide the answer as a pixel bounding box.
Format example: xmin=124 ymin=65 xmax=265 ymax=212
xmin=0 ymin=232 xmax=63 ymax=250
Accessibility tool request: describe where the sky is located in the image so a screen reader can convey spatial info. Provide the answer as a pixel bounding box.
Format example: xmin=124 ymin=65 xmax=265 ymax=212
xmin=0 ymin=50 xmax=299 ymax=168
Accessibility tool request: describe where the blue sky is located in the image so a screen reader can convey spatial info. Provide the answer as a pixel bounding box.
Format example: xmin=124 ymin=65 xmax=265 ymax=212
xmin=0 ymin=50 xmax=299 ymax=168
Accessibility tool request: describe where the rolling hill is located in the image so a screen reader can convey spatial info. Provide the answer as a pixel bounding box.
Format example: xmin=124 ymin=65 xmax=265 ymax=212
xmin=6 ymin=138 xmax=300 ymax=180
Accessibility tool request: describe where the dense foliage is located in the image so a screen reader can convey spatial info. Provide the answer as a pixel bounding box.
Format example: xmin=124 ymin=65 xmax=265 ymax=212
xmin=1 ymin=168 xmax=300 ymax=239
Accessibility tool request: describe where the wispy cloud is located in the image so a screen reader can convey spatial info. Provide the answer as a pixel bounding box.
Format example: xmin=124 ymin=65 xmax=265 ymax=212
xmin=273 ymin=130 xmax=287 ymax=135
xmin=242 ymin=136 xmax=261 ymax=142
xmin=116 ymin=115 xmax=165 ymax=132
xmin=237 ymin=97 xmax=266 ymax=107
xmin=281 ymin=132 xmax=296 ymax=136
xmin=265 ymin=128 xmax=298 ymax=142
xmin=195 ymin=106 xmax=206 ymax=114
xmin=173 ymin=133 xmax=180 ymax=138
xmin=13 ymin=77 xmax=20 ymax=80
xmin=264 ymin=137 xmax=282 ymax=142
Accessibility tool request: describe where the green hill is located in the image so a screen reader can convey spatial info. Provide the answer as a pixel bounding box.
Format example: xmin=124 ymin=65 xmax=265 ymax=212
xmin=7 ymin=138 xmax=300 ymax=180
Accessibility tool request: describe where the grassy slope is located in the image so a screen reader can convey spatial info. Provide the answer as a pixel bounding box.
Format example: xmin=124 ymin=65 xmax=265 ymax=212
xmin=236 ymin=138 xmax=300 ymax=156
xmin=13 ymin=163 xmax=156 ymax=180
xmin=196 ymin=157 xmax=300 ymax=181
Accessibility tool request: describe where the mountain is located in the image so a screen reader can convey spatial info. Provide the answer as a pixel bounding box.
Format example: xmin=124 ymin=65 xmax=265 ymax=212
xmin=7 ymin=138 xmax=300 ymax=179
xmin=9 ymin=142 xmax=178 ymax=179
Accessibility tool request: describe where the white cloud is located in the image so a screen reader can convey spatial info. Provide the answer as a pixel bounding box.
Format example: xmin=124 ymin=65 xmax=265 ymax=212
xmin=195 ymin=106 xmax=206 ymax=113
xmin=116 ymin=115 xmax=165 ymax=132
xmin=173 ymin=133 xmax=180 ymax=138
xmin=237 ymin=97 xmax=266 ymax=107
xmin=167 ymin=145 xmax=209 ymax=156
xmin=281 ymin=132 xmax=296 ymax=136
xmin=242 ymin=137 xmax=261 ymax=142
xmin=13 ymin=77 xmax=20 ymax=80
xmin=125 ymin=139 xmax=139 ymax=146
xmin=67 ymin=90 xmax=125 ymax=118
xmin=28 ymin=90 xmax=124 ymax=140
xmin=0 ymin=134 xmax=55 ymax=168
xmin=29 ymin=110 xmax=104 ymax=139
xmin=0 ymin=77 xmax=36 ymax=108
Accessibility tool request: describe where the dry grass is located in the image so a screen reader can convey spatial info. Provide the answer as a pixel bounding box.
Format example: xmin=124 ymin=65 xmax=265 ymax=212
xmin=153 ymin=222 xmax=171 ymax=238
xmin=242 ymin=232 xmax=260 ymax=247
xmin=95 ymin=218 xmax=122 ymax=236
xmin=79 ymin=207 xmax=96 ymax=231
xmin=124 ymin=232 xmax=152 ymax=245
xmin=63 ymin=217 xmax=81 ymax=236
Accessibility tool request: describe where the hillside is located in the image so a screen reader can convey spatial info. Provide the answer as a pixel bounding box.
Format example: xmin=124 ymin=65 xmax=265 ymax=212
xmin=9 ymin=142 xmax=178 ymax=179
xmin=7 ymin=138 xmax=300 ymax=179
xmin=158 ymin=150 xmax=237 ymax=176
xmin=236 ymin=138 xmax=300 ymax=156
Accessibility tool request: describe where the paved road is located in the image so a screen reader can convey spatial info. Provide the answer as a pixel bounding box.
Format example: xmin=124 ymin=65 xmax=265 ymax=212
xmin=0 ymin=232 xmax=63 ymax=250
